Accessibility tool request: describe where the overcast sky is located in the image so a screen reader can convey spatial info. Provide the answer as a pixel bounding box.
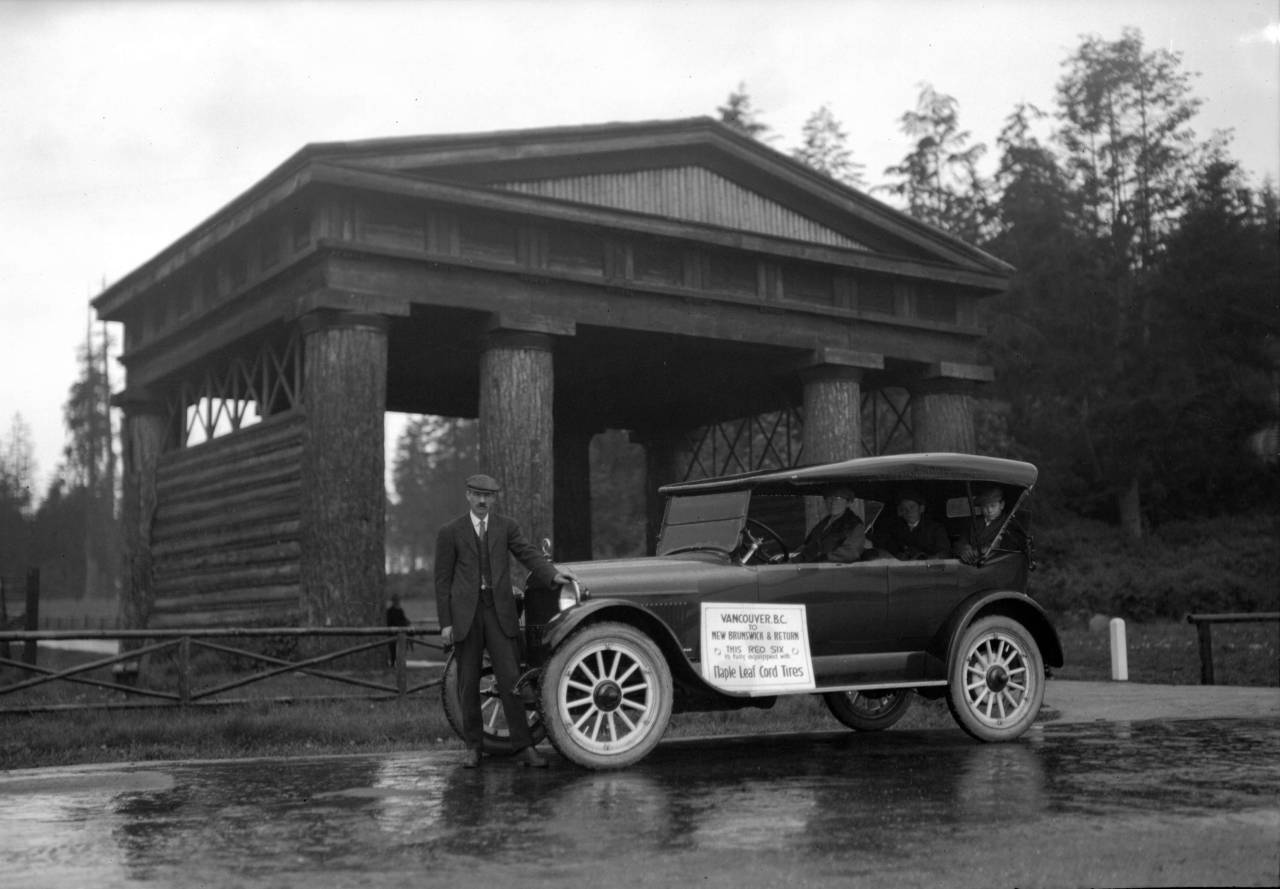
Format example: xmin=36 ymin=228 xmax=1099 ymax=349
xmin=2 ymin=0 xmax=1277 ymax=500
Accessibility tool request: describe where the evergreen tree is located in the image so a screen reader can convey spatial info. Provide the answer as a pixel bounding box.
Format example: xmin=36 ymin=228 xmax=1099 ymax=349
xmin=792 ymin=105 xmax=866 ymax=188
xmin=386 ymin=416 xmax=478 ymax=572
xmin=882 ymin=84 xmax=991 ymax=242
xmin=31 ymin=478 xmax=88 ymax=598
xmin=983 ymin=102 xmax=1107 ymax=510
xmin=1056 ymin=28 xmax=1202 ymax=273
xmin=0 ymin=414 xmax=36 ymax=585
xmin=1134 ymin=158 xmax=1280 ymax=518
xmin=716 ymin=83 xmax=771 ymax=140
xmin=1051 ymin=28 xmax=1210 ymax=536
xmin=61 ymin=322 xmax=117 ymax=596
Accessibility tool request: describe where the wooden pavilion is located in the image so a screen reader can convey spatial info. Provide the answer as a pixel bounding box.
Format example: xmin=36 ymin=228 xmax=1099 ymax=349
xmin=93 ymin=117 xmax=1012 ymax=629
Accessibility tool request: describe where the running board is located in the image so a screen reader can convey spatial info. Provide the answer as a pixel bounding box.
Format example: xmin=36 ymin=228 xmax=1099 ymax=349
xmin=812 ymin=679 xmax=947 ymax=694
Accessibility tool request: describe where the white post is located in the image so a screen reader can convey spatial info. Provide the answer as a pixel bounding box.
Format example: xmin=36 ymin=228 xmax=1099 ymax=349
xmin=1109 ymin=617 xmax=1129 ymax=681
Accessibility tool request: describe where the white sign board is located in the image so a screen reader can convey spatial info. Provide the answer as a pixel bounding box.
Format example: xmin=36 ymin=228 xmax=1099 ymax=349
xmin=700 ymin=603 xmax=815 ymax=696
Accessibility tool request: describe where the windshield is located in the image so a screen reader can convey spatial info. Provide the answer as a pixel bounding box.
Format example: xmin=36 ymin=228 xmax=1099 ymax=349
xmin=656 ymin=491 xmax=749 ymax=555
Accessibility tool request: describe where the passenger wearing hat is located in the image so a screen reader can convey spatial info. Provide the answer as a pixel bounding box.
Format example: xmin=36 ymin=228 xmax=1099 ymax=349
xmin=793 ymin=485 xmax=866 ymax=563
xmin=435 ymin=473 xmax=574 ymax=768
xmin=954 ymin=485 xmax=1024 ymax=564
xmin=870 ymin=488 xmax=950 ymax=560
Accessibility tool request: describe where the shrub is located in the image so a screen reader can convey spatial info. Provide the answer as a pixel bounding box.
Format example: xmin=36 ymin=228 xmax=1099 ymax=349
xmin=1032 ymin=510 xmax=1279 ymax=620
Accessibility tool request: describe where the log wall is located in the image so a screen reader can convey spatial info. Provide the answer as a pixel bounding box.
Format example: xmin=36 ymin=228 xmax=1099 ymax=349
xmin=149 ymin=414 xmax=304 ymax=628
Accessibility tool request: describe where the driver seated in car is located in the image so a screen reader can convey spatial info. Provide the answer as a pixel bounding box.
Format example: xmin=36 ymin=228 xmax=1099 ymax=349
xmin=869 ymin=488 xmax=950 ymax=560
xmin=793 ymin=486 xmax=866 ymax=563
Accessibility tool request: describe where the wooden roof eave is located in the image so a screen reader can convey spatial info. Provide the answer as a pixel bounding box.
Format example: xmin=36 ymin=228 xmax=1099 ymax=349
xmin=302 ymin=116 xmax=1014 ymax=278
xmin=92 ymin=121 xmax=1013 ymax=321
xmin=308 ymin=162 xmax=1011 ymax=293
xmin=93 ymin=162 xmax=317 ymax=320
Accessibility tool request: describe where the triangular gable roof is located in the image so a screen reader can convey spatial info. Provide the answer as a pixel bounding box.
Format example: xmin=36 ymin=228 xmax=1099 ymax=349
xmin=297 ymin=116 xmax=1010 ymax=276
xmin=95 ymin=117 xmax=1012 ymax=318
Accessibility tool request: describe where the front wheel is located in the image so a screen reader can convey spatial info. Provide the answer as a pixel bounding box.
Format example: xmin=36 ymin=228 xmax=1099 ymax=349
xmin=823 ymin=688 xmax=913 ymax=731
xmin=539 ymin=622 xmax=673 ymax=769
xmin=441 ymin=652 xmax=545 ymax=756
xmin=947 ymin=615 xmax=1045 ymax=742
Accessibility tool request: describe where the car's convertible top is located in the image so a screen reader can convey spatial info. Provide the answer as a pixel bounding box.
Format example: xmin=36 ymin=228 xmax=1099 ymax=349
xmin=659 ymin=452 xmax=1038 ymax=498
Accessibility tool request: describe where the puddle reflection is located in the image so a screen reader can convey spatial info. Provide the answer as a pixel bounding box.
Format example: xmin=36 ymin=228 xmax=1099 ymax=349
xmin=1 ymin=719 xmax=1277 ymax=887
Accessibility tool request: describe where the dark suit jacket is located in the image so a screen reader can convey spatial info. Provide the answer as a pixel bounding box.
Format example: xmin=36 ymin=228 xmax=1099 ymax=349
xmin=796 ymin=508 xmax=865 ymax=563
xmin=870 ymin=515 xmax=951 ymax=560
xmin=434 ymin=512 xmax=558 ymax=642
xmin=954 ymin=514 xmax=1028 ymax=559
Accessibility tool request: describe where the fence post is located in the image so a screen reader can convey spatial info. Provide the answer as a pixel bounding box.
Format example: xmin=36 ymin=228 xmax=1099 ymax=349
xmin=177 ymin=636 xmax=192 ymax=705
xmin=1195 ymin=621 xmax=1215 ymax=685
xmin=395 ymin=631 xmax=408 ymax=698
xmin=0 ymin=577 xmax=8 ymax=661
xmin=1109 ymin=618 xmax=1128 ymax=681
xmin=23 ymin=568 xmax=39 ymax=670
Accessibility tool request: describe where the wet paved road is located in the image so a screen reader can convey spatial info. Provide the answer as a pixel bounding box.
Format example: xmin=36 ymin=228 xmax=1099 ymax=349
xmin=3 ymin=719 xmax=1279 ymax=888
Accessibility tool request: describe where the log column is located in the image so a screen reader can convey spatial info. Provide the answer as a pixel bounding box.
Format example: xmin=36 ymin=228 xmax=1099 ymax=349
xmin=800 ymin=349 xmax=881 ymax=525
xmin=909 ymin=362 xmax=994 ymax=454
xmin=117 ymin=389 xmax=168 ymax=630
xmin=479 ymin=316 xmax=572 ymax=551
xmin=299 ymin=310 xmax=388 ymax=627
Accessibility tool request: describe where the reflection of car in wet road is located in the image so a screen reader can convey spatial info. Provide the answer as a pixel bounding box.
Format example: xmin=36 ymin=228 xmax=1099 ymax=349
xmin=445 ymin=453 xmax=1064 ymax=769
xmin=4 ymin=713 xmax=1277 ymax=888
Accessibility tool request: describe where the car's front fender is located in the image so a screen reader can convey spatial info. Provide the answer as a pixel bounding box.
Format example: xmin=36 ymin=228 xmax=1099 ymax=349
xmin=539 ymin=598 xmax=718 ymax=693
xmin=933 ymin=590 xmax=1065 ymax=670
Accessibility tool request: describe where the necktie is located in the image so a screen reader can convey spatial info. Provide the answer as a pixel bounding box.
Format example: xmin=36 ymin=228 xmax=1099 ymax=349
xmin=478 ymin=519 xmax=492 ymax=592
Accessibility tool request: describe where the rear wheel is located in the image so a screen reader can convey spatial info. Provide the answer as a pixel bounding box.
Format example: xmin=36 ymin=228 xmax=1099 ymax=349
xmin=539 ymin=622 xmax=673 ymax=769
xmin=823 ymin=688 xmax=913 ymax=731
xmin=441 ymin=652 xmax=545 ymax=756
xmin=947 ymin=615 xmax=1045 ymax=742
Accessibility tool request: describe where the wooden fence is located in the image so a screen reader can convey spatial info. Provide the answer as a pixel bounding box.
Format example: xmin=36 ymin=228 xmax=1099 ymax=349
xmin=1185 ymin=612 xmax=1280 ymax=685
xmin=0 ymin=626 xmax=446 ymax=713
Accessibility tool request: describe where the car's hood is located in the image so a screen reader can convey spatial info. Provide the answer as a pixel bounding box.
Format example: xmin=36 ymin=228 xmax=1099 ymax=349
xmin=559 ymin=552 xmax=748 ymax=599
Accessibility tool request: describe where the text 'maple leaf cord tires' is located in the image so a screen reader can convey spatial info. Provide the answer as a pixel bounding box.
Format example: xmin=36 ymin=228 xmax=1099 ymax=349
xmin=441 ymin=652 xmax=546 ymax=756
xmin=538 ymin=621 xmax=674 ymax=770
xmin=947 ymin=615 xmax=1045 ymax=742
xmin=823 ymin=688 xmax=913 ymax=731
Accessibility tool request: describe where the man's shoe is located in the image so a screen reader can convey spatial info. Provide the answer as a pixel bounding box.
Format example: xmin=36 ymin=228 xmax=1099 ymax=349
xmin=462 ymin=749 xmax=483 ymax=769
xmin=515 ymin=746 xmax=548 ymax=768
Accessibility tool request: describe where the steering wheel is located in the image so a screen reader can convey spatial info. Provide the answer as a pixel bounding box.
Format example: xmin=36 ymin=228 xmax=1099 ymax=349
xmin=740 ymin=518 xmax=790 ymax=565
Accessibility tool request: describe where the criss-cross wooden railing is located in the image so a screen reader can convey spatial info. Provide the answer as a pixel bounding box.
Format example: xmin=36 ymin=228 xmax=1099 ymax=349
xmin=0 ymin=627 xmax=445 ymax=713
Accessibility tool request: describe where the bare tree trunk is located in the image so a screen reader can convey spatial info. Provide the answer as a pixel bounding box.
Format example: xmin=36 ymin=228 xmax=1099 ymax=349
xmin=1118 ymin=476 xmax=1144 ymax=540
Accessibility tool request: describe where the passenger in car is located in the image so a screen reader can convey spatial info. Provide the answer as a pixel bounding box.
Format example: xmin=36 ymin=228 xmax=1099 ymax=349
xmin=794 ymin=486 xmax=866 ymax=563
xmin=954 ymin=486 xmax=1025 ymax=563
xmin=870 ymin=488 xmax=951 ymax=560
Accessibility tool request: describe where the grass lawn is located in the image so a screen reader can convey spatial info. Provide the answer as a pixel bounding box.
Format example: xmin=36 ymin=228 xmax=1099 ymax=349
xmin=2 ymin=618 xmax=1275 ymax=771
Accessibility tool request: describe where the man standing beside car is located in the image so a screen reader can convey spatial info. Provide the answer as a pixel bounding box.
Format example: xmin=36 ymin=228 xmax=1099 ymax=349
xmin=435 ymin=473 xmax=574 ymax=768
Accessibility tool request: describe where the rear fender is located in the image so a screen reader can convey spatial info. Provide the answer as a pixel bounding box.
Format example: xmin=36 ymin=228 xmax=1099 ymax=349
xmin=932 ymin=590 xmax=1065 ymax=670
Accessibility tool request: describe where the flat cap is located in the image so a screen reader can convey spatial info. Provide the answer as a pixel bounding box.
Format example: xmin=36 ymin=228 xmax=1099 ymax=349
xmin=896 ymin=487 xmax=927 ymax=505
xmin=974 ymin=486 xmax=1004 ymax=505
xmin=465 ymin=473 xmax=501 ymax=493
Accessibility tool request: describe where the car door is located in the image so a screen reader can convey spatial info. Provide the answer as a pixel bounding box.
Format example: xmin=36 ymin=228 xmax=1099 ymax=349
xmin=756 ymin=560 xmax=888 ymax=663
xmin=884 ymin=558 xmax=960 ymax=647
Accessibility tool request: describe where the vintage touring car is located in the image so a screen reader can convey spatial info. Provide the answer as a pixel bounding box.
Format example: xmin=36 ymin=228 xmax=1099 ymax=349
xmin=442 ymin=452 xmax=1063 ymax=769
